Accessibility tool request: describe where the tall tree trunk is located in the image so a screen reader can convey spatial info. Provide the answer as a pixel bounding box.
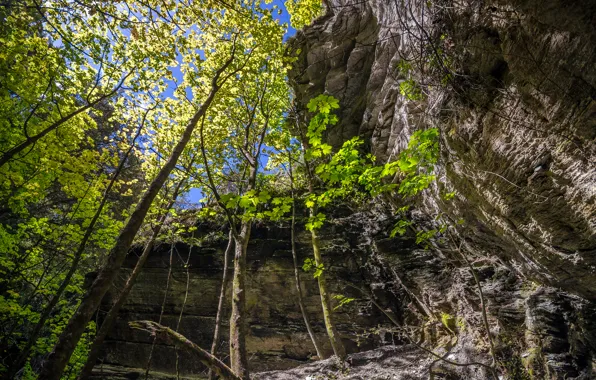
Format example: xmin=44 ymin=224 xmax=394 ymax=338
xmin=288 ymin=155 xmax=325 ymax=359
xmin=292 ymin=210 xmax=326 ymax=359
xmin=7 ymin=105 xmax=149 ymax=379
xmin=37 ymin=54 xmax=235 ymax=380
xmin=198 ymin=66 xmax=265 ymax=379
xmin=229 ymin=222 xmax=250 ymax=380
xmin=297 ymin=124 xmax=347 ymax=360
xmin=208 ymin=230 xmax=234 ymax=380
xmin=77 ymin=179 xmax=185 ymax=380
xmin=308 ymin=212 xmax=346 ymax=360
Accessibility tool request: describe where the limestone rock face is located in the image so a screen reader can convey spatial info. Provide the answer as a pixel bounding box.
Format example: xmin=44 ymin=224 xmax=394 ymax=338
xmin=289 ymin=0 xmax=595 ymax=298
xmin=93 ymin=223 xmax=395 ymax=378
xmin=287 ymin=0 xmax=596 ymax=378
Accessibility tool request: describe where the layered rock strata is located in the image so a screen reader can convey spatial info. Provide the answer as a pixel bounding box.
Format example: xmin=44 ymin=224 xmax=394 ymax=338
xmin=93 ymin=222 xmax=396 ymax=378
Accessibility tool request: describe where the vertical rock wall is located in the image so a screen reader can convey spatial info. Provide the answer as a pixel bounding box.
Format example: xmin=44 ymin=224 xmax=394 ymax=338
xmin=288 ymin=0 xmax=595 ymax=378
xmin=93 ymin=222 xmax=396 ymax=378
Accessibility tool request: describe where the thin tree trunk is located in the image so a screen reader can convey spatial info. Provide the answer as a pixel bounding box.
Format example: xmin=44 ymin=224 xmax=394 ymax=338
xmin=129 ymin=320 xmax=241 ymax=380
xmin=299 ymin=141 xmax=346 ymax=358
xmin=175 ymin=242 xmax=193 ymax=380
xmin=292 ymin=213 xmax=326 ymax=359
xmin=294 ymin=117 xmax=346 ymax=360
xmin=145 ymin=242 xmax=175 ymax=379
xmin=7 ymin=105 xmax=150 ymax=379
xmin=37 ymin=52 xmax=236 ymax=380
xmin=229 ymin=223 xmax=250 ymax=380
xmin=208 ymin=230 xmax=234 ymax=380
xmin=288 ymin=155 xmax=325 ymax=359
xmin=308 ymin=217 xmax=346 ymax=360
xmin=227 ymin=141 xmax=263 ymax=378
xmin=77 ymin=178 xmax=186 ymax=380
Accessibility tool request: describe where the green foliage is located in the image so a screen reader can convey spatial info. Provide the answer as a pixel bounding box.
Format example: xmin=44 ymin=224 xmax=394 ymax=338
xmin=440 ymin=312 xmax=455 ymax=331
xmin=21 ymin=362 xmax=36 ymax=380
xmin=303 ymin=95 xmax=370 ymax=226
xmin=395 ymin=61 xmax=424 ymax=100
xmin=439 ymin=312 xmax=465 ymax=336
xmin=303 ymin=258 xmax=325 ymax=278
xmin=395 ymin=60 xmax=414 ymax=74
xmin=416 ymin=229 xmax=438 ymax=245
xmin=390 ymin=219 xmax=413 ymax=237
xmin=217 ymin=191 xmax=294 ymax=223
xmin=220 ymin=190 xmax=272 ymax=213
xmin=306 ymin=212 xmax=326 ymax=231
xmin=303 ymin=94 xmax=440 ymax=247
xmin=443 ymin=191 xmax=456 ymax=200
xmin=285 ymin=0 xmax=324 ymax=29
xmin=333 ymin=294 xmax=356 ymax=311
xmin=399 ymin=79 xmax=423 ymax=101
xmin=63 ymin=322 xmax=96 ymax=380
xmin=304 ymin=95 xmax=339 ymax=159
xmin=263 ymin=197 xmax=293 ymax=221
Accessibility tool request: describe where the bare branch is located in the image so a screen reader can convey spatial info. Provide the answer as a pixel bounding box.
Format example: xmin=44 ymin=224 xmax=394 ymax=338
xmin=130 ymin=320 xmax=241 ymax=380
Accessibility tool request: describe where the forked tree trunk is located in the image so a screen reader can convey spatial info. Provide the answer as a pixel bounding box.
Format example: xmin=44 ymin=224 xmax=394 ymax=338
xmin=229 ymin=222 xmax=250 ymax=380
xmin=37 ymin=54 xmax=235 ymax=380
xmin=208 ymin=231 xmax=234 ymax=380
xmin=198 ymin=67 xmax=265 ymax=379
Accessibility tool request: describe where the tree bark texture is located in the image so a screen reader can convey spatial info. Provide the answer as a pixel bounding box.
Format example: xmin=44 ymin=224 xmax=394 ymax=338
xmin=229 ymin=223 xmax=251 ymax=380
xmin=309 ymin=215 xmax=346 ymax=360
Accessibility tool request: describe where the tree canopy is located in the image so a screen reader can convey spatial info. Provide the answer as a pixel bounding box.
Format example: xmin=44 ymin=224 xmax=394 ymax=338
xmin=0 ymin=1 xmax=442 ymax=378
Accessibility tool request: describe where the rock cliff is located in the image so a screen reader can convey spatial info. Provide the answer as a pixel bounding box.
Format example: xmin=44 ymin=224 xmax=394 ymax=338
xmin=92 ymin=221 xmax=398 ymax=378
xmin=287 ymin=0 xmax=596 ymax=378
xmin=95 ymin=0 xmax=595 ymax=378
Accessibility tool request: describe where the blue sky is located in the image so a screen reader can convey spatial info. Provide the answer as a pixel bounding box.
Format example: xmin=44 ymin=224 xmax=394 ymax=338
xmin=270 ymin=0 xmax=297 ymax=41
xmin=182 ymin=0 xmax=296 ymax=206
